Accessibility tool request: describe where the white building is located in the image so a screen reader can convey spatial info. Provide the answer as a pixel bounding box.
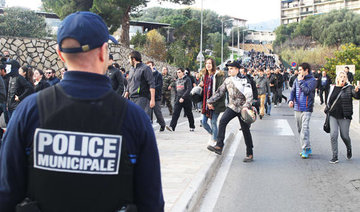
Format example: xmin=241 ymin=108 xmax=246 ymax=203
xmin=281 ymin=0 xmax=360 ymax=25
xmin=245 ymin=31 xmax=276 ymax=44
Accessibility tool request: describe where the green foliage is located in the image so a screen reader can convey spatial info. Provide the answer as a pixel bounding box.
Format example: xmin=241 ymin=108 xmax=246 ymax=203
xmin=292 ymin=15 xmax=315 ymax=38
xmin=312 ymin=9 xmax=360 ymax=46
xmin=280 ymin=46 xmax=335 ymax=70
xmin=324 ymin=43 xmax=360 ymax=81
xmin=130 ymin=31 xmax=146 ymax=49
xmin=0 ymin=7 xmax=50 ymax=38
xmin=274 ymin=9 xmax=360 ymax=51
xmin=144 ymin=29 xmax=167 ymax=61
xmin=42 ymin=0 xmax=195 ymax=44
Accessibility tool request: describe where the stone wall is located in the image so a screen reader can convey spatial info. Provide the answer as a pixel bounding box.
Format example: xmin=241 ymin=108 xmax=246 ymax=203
xmin=0 ymin=36 xmax=177 ymax=75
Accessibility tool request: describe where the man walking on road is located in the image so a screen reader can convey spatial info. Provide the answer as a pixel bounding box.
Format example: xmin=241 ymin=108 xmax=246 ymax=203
xmin=124 ymin=51 xmax=155 ymax=117
xmin=207 ymin=61 xmax=254 ymax=162
xmin=289 ymin=62 xmax=317 ymax=159
xmin=146 ymin=61 xmax=167 ymax=131
xmin=161 ymin=67 xmax=174 ymax=115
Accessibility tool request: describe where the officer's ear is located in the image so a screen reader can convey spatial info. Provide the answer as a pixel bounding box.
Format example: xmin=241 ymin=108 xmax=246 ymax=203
xmin=99 ymin=42 xmax=108 ymax=63
xmin=56 ymin=45 xmax=66 ymax=63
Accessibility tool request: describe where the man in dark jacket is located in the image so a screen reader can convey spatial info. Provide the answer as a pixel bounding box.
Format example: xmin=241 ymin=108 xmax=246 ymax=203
xmin=124 ymin=51 xmax=155 ymax=117
xmin=146 ymin=61 xmax=166 ymax=131
xmin=344 ymin=66 xmax=354 ymax=84
xmin=5 ymin=60 xmax=34 ymax=121
xmin=318 ymin=70 xmax=332 ymax=105
xmin=45 ymin=68 xmax=60 ymax=86
xmin=106 ymin=54 xmax=125 ymax=96
xmin=167 ymin=68 xmax=195 ymax=131
xmin=289 ymin=69 xmax=298 ymax=88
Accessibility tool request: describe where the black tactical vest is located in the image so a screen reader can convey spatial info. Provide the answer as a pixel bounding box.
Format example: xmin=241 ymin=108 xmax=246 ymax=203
xmin=27 ymin=84 xmax=134 ymax=212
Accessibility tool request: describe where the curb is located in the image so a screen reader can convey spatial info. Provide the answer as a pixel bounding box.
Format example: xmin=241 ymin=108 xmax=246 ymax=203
xmin=170 ymin=129 xmax=237 ymax=212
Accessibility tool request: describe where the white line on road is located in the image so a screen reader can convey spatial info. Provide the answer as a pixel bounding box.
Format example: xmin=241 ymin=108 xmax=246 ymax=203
xmin=198 ymin=131 xmax=242 ymax=212
xmin=273 ymin=119 xmax=294 ymax=136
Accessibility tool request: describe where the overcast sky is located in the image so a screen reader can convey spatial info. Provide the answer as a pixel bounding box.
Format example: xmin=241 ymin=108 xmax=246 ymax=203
xmin=7 ymin=0 xmax=280 ymax=23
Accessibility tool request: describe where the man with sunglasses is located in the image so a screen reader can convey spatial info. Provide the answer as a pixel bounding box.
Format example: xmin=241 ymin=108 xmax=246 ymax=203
xmin=45 ymin=68 xmax=60 ymax=86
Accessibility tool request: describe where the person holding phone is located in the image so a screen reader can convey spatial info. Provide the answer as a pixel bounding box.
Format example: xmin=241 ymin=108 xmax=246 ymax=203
xmin=288 ymin=63 xmax=317 ymax=159
xmin=326 ymin=71 xmax=360 ymax=163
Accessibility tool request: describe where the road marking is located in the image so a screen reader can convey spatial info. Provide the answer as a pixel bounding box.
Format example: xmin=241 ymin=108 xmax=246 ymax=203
xmin=198 ymin=131 xmax=241 ymax=212
xmin=273 ymin=119 xmax=294 ymax=136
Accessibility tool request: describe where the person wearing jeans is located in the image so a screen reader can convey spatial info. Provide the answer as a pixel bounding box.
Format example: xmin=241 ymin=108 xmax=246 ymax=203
xmin=326 ymin=71 xmax=360 ymax=163
xmin=289 ymin=63 xmax=317 ymax=159
xmin=199 ymin=58 xmax=225 ymax=146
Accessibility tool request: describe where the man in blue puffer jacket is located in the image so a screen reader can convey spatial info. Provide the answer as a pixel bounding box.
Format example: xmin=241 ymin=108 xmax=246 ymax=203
xmin=289 ymin=63 xmax=317 ymax=159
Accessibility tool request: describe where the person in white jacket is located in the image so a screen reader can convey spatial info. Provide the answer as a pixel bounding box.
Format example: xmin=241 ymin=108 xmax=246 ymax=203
xmin=207 ymin=61 xmax=255 ymax=162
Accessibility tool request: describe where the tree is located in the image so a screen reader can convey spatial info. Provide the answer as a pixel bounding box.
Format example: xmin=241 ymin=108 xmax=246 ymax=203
xmin=144 ymin=29 xmax=167 ymax=61
xmin=130 ymin=31 xmax=146 ymax=49
xmin=324 ymin=43 xmax=360 ymax=81
xmin=42 ymin=0 xmax=195 ymax=46
xmin=312 ymin=9 xmax=360 ymax=47
xmin=0 ymin=7 xmax=50 ymax=38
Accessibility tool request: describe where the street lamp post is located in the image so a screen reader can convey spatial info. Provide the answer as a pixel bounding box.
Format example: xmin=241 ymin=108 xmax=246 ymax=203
xmin=221 ymin=18 xmax=234 ymax=67
xmin=199 ymin=0 xmax=204 ymax=70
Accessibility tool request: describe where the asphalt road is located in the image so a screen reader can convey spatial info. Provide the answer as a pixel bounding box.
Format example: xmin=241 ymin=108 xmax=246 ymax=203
xmin=198 ymin=91 xmax=360 ymax=212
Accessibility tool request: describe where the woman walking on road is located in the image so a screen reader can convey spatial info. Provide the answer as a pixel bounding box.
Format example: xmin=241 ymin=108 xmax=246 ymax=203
xmin=199 ymin=58 xmax=226 ymax=146
xmin=326 ymin=71 xmax=360 ymax=164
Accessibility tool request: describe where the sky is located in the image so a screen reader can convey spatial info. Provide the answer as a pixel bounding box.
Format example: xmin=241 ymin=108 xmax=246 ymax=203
xmin=6 ymin=0 xmax=280 ymax=24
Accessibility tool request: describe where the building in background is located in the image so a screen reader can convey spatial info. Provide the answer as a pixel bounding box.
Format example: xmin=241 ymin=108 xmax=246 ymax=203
xmin=281 ymin=0 xmax=360 ymax=25
xmin=245 ymin=31 xmax=276 ymax=44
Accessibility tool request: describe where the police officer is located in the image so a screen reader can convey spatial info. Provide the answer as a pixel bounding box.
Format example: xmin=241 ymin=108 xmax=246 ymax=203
xmin=0 ymin=11 xmax=164 ymax=212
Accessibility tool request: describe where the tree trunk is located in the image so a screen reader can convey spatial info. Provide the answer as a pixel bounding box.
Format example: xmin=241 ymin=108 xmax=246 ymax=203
xmin=120 ymin=6 xmax=131 ymax=47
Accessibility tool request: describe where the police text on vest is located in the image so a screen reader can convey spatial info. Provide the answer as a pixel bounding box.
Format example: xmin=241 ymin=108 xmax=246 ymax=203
xmin=33 ymin=128 xmax=122 ymax=175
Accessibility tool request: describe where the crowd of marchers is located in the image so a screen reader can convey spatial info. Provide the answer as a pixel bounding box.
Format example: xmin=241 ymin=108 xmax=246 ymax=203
xmin=0 ymin=48 xmax=359 ymax=163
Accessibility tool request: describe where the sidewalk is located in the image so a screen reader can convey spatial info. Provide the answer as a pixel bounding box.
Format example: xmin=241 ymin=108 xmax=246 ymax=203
xmin=155 ymin=116 xmax=239 ymax=212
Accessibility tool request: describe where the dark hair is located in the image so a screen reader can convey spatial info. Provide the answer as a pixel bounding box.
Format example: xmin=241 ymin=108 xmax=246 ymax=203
xmin=345 ymin=66 xmax=349 ymax=70
xmin=20 ymin=66 xmax=34 ymax=84
xmin=259 ymin=69 xmax=264 ymax=72
xmin=113 ymin=63 xmax=120 ymax=69
xmin=109 ymin=54 xmax=113 ymax=60
xmin=120 ymin=67 xmax=125 ymax=73
xmin=177 ymin=68 xmax=184 ymax=73
xmin=299 ymin=63 xmax=311 ymax=72
xmin=46 ymin=68 xmax=55 ymax=74
xmin=146 ymin=61 xmax=154 ymax=66
xmin=129 ymin=51 xmax=142 ymax=62
xmin=35 ymin=69 xmax=45 ymax=76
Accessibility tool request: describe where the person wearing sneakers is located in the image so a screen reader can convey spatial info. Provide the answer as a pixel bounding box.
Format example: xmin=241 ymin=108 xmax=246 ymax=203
xmin=326 ymin=71 xmax=360 ymax=164
xmin=207 ymin=61 xmax=254 ymax=162
xmin=199 ymin=58 xmax=226 ymax=146
xmin=289 ymin=62 xmax=317 ymax=159
xmin=167 ymin=68 xmax=195 ymax=131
